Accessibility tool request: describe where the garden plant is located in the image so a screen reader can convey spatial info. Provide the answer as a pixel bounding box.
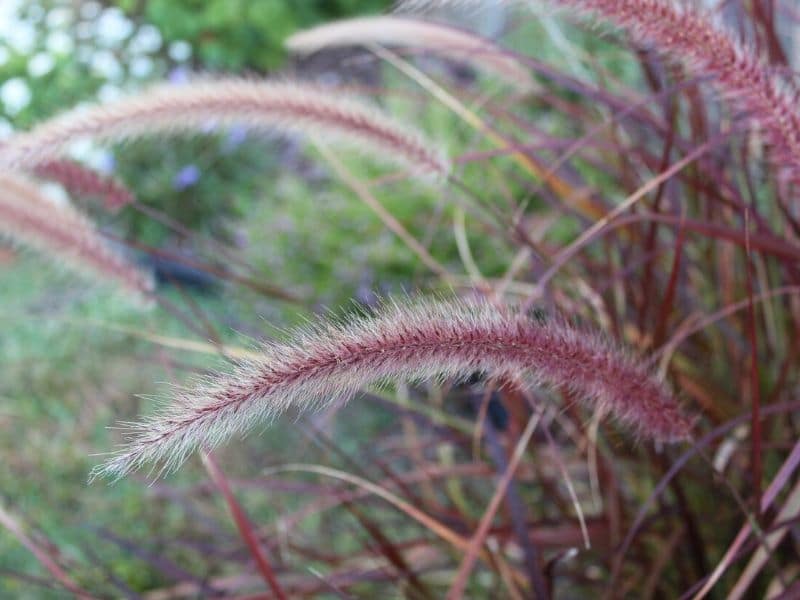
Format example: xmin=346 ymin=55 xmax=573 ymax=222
xmin=1 ymin=0 xmax=799 ymax=597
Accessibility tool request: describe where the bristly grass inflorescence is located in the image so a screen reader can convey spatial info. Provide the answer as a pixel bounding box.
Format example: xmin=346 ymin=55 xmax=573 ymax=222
xmin=94 ymin=297 xmax=691 ymax=480
xmin=0 ymin=172 xmax=153 ymax=301
xmin=33 ymin=159 xmax=135 ymax=212
xmin=0 ymin=78 xmax=451 ymax=182
xmin=557 ymin=0 xmax=800 ymax=178
xmin=401 ymin=0 xmax=800 ymax=180
xmin=286 ymin=15 xmax=537 ymax=92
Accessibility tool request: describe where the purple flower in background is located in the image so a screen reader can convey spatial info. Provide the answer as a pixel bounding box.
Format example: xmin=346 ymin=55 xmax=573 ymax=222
xmin=222 ymin=124 xmax=248 ymax=154
xmin=173 ymin=164 xmax=200 ymax=190
xmin=168 ymin=66 xmax=189 ymax=85
xmin=95 ymin=151 xmax=116 ymax=174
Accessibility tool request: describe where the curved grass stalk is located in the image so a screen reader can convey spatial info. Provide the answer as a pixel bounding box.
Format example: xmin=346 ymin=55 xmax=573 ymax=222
xmin=32 ymin=159 xmax=134 ymax=211
xmin=94 ymin=297 xmax=691 ymax=480
xmin=0 ymin=172 xmax=153 ymax=302
xmin=286 ymin=16 xmax=536 ymax=92
xmin=0 ymin=79 xmax=450 ymax=181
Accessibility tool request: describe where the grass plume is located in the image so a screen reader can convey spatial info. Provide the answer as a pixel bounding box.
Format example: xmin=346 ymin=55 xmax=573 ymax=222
xmin=0 ymin=172 xmax=153 ymax=300
xmin=286 ymin=16 xmax=536 ymax=92
xmin=558 ymin=0 xmax=800 ymax=177
xmin=33 ymin=159 xmax=134 ymax=211
xmin=403 ymin=0 xmax=800 ymax=177
xmin=94 ymin=297 xmax=691 ymax=480
xmin=0 ymin=79 xmax=450 ymax=181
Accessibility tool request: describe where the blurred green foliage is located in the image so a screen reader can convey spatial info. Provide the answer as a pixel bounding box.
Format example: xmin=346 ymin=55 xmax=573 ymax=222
xmin=108 ymin=133 xmax=278 ymax=244
xmin=115 ymin=0 xmax=391 ymax=71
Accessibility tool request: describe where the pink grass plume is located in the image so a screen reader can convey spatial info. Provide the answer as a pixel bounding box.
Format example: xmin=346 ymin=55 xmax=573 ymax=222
xmin=0 ymin=172 xmax=153 ymax=302
xmin=93 ymin=297 xmax=692 ymax=480
xmin=0 ymin=78 xmax=450 ymax=182
xmin=33 ymin=159 xmax=134 ymax=211
xmin=286 ymin=16 xmax=536 ymax=92
xmin=558 ymin=0 xmax=800 ymax=178
xmin=402 ymin=0 xmax=800 ymax=178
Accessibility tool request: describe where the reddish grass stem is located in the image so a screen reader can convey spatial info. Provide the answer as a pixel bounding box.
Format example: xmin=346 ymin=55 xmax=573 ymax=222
xmin=0 ymin=503 xmax=95 ymax=599
xmin=201 ymin=452 xmax=287 ymax=600
xmin=744 ymin=212 xmax=763 ymax=515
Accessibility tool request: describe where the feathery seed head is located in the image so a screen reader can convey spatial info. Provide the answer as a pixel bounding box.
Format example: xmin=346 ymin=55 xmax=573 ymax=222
xmin=0 ymin=79 xmax=451 ymax=182
xmin=287 ymin=16 xmax=536 ymax=92
xmin=555 ymin=0 xmax=800 ymax=178
xmin=33 ymin=159 xmax=134 ymax=211
xmin=0 ymin=172 xmax=153 ymax=302
xmin=93 ymin=297 xmax=691 ymax=481
xmin=402 ymin=0 xmax=800 ymax=178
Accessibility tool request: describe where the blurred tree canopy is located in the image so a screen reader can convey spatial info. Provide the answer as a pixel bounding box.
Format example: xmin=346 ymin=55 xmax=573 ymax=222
xmin=0 ymin=0 xmax=390 ymax=245
xmin=114 ymin=0 xmax=391 ymax=71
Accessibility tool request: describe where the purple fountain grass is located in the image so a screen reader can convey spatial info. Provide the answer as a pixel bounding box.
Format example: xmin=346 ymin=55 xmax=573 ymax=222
xmin=286 ymin=16 xmax=536 ymax=92
xmin=403 ymin=0 xmax=800 ymax=177
xmin=33 ymin=159 xmax=134 ymax=211
xmin=0 ymin=172 xmax=153 ymax=300
xmin=0 ymin=79 xmax=450 ymax=181
xmin=93 ymin=297 xmax=692 ymax=480
xmin=557 ymin=0 xmax=800 ymax=178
